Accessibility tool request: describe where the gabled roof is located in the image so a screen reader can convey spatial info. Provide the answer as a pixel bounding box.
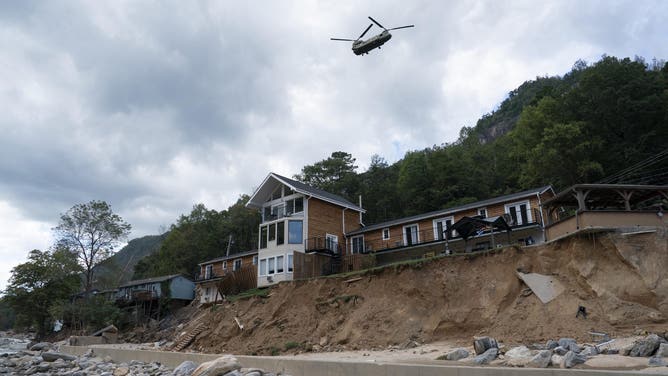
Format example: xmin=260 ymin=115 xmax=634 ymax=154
xmin=118 ymin=274 xmax=189 ymax=288
xmin=198 ymin=249 xmax=259 ymax=266
xmin=347 ymin=185 xmax=553 ymax=235
xmin=246 ymin=172 xmax=365 ymax=212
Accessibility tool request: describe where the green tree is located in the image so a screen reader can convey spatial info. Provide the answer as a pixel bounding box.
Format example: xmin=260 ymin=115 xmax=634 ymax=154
xmin=4 ymin=248 xmax=82 ymax=338
xmin=294 ymin=151 xmax=359 ymax=199
xmin=54 ymin=200 xmax=131 ymax=291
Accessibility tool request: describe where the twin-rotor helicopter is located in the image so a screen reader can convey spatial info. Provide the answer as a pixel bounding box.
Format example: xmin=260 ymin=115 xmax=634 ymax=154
xmin=331 ymin=16 xmax=414 ymax=56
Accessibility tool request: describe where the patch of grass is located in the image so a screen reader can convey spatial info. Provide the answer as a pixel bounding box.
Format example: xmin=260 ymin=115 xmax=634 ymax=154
xmin=284 ymin=341 xmax=301 ymax=351
xmin=227 ymin=288 xmax=270 ymax=302
xmin=269 ymin=346 xmax=281 ymax=356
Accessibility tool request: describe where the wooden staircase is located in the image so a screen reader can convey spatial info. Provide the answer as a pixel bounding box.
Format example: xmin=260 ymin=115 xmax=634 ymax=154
xmin=171 ymin=321 xmax=207 ymax=351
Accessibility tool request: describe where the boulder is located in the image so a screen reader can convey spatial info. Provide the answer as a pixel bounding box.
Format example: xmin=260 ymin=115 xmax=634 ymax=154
xmin=553 ymin=346 xmax=568 ymax=356
xmin=472 ymin=348 xmax=498 ymax=365
xmin=649 ymin=357 xmax=667 ymax=367
xmin=629 ymin=334 xmax=661 ymax=357
xmin=191 ymin=355 xmax=240 ymax=376
xmin=444 ymin=348 xmax=469 ymax=361
xmin=558 ymin=338 xmax=576 ymax=348
xmin=41 ymin=352 xmax=77 ymax=362
xmin=545 ymin=340 xmax=559 ymax=350
xmin=29 ymin=342 xmax=52 ymax=351
xmin=173 ymin=360 xmax=198 ymax=376
xmin=113 ymin=366 xmax=130 ymax=376
xmin=505 ymin=346 xmax=533 ymax=366
xmin=561 ymin=351 xmax=587 ymax=369
xmin=527 ymin=350 xmax=551 ymax=368
xmin=656 ymin=343 xmax=668 ymax=358
xmin=580 ymin=346 xmax=598 ymax=357
xmin=473 ymin=337 xmax=498 ymax=355
xmin=551 ymin=354 xmax=563 ymax=367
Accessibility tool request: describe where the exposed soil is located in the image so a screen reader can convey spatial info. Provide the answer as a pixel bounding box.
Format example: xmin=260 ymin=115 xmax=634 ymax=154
xmin=142 ymin=229 xmax=668 ymax=355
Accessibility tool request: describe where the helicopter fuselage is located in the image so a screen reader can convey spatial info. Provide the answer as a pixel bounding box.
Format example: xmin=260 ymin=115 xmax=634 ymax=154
xmin=352 ymin=31 xmax=392 ymax=55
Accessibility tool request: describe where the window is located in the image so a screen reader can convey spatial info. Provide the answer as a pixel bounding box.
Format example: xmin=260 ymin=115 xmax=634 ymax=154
xmin=260 ymin=226 xmax=268 ymax=249
xmin=252 ymin=255 xmax=258 ymax=265
xmin=351 ymin=235 xmax=365 ymax=254
xmin=277 ymin=221 xmax=285 ymax=245
xmin=505 ymin=201 xmax=531 ymax=225
xmin=268 ymin=257 xmax=275 ymax=274
xmin=269 ymin=223 xmax=276 ymax=241
xmin=478 ymin=208 xmax=487 ymax=218
xmin=276 ymin=255 xmax=284 ymax=273
xmin=233 ymin=259 xmax=242 ymax=271
xmin=287 ymin=254 xmax=293 ymax=273
xmin=271 ymin=204 xmax=284 ymax=218
xmin=222 ymin=261 xmax=227 ymax=270
xmin=294 ymin=197 xmax=303 ymax=213
xmin=326 ymin=234 xmax=338 ymax=253
xmin=260 ymin=259 xmax=267 ymax=275
xmin=284 ymin=186 xmax=294 ymax=196
xmin=271 ymin=187 xmax=282 ymax=201
xmin=433 ymin=217 xmax=455 ymax=240
xmin=382 ymin=228 xmax=390 ymax=240
xmin=403 ymin=224 xmax=419 ymax=246
xmin=288 ymin=220 xmax=303 ymax=244
xmin=205 ymin=264 xmax=212 ymax=279
xmin=263 ymin=207 xmax=271 ymax=221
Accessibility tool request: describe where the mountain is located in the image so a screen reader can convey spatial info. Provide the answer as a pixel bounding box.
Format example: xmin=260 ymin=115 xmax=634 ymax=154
xmin=92 ymin=234 xmax=166 ymax=289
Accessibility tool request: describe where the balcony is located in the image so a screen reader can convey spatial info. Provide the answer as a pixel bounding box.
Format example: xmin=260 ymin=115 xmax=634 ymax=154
xmin=304 ymin=237 xmax=342 ymax=254
xmin=262 ymin=207 xmax=303 ymax=223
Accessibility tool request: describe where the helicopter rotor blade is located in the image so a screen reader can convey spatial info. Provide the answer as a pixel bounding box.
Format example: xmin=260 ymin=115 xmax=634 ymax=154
xmin=388 ymin=25 xmax=414 ymax=31
xmin=330 ymin=38 xmax=355 ymax=41
xmin=358 ymin=24 xmax=373 ymax=40
xmin=368 ymin=16 xmax=386 ymax=30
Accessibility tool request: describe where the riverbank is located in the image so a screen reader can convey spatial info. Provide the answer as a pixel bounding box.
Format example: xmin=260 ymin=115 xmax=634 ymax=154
xmin=0 ymin=331 xmax=31 ymax=355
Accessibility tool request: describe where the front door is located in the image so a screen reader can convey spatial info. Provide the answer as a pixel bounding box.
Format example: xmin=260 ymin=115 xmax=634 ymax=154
xmin=404 ymin=225 xmax=419 ymax=246
xmin=326 ymin=234 xmax=339 ymax=253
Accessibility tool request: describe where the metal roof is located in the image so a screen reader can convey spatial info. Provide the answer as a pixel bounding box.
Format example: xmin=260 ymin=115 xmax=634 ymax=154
xmin=118 ymin=274 xmax=189 ymax=288
xmin=246 ymin=172 xmax=364 ymax=212
xmin=347 ymin=185 xmax=553 ymax=235
xmin=198 ymin=249 xmax=259 ymax=266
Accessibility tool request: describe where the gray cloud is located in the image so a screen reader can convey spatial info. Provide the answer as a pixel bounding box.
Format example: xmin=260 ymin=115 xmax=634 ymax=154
xmin=1 ymin=0 xmax=668 ymax=290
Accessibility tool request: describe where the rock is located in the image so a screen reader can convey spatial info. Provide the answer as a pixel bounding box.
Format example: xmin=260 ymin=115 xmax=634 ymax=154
xmin=553 ymin=346 xmax=568 ymax=356
xmin=41 ymin=352 xmax=77 ymax=362
xmin=29 ymin=342 xmax=52 ymax=351
xmin=173 ymin=360 xmax=199 ymax=376
xmin=103 ymin=355 xmax=113 ymax=362
xmin=629 ymin=334 xmax=661 ymax=357
xmin=580 ymin=346 xmax=598 ymax=357
xmin=472 ymin=348 xmax=498 ymax=365
xmin=191 ymin=355 xmax=241 ymax=376
xmin=114 ymin=366 xmax=130 ymax=376
xmin=473 ymin=336 xmax=498 ymax=355
xmin=443 ymin=348 xmax=469 ymax=361
xmin=561 ymin=350 xmax=587 ymax=369
xmin=319 ymin=336 xmax=328 ymax=346
xmin=649 ymin=357 xmax=667 ymax=367
xmin=222 ymin=371 xmax=243 ymax=376
xmin=527 ymin=350 xmax=551 ymax=368
xmin=505 ymin=346 xmax=534 ymax=366
xmin=558 ymin=338 xmax=576 ymax=348
xmin=243 ymin=372 xmax=262 ymax=376
xmin=545 ymin=340 xmax=558 ymax=350
xmin=656 ymin=343 xmax=668 ymax=357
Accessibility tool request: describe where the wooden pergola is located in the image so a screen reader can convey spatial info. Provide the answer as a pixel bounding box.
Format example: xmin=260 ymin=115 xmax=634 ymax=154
xmin=543 ymin=184 xmax=668 ymax=225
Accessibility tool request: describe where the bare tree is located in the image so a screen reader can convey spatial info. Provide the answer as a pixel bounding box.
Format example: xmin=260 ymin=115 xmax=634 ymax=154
xmin=54 ymin=200 xmax=131 ymax=292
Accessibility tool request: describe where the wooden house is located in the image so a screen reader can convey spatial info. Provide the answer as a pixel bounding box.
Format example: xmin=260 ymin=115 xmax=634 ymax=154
xmin=196 ymin=250 xmax=258 ymax=303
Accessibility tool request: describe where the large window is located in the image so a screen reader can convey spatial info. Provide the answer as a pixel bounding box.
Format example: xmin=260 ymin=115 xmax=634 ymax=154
xmin=276 ymin=255 xmax=284 ymax=273
xmin=268 ymin=258 xmax=275 ymax=274
xmin=277 ymin=221 xmax=285 ymax=245
xmin=285 ymin=197 xmax=304 ymax=215
xmin=260 ymin=226 xmax=268 ymax=249
xmin=288 ymin=220 xmax=303 ymax=244
xmin=287 ymin=254 xmax=293 ymax=273
xmin=351 ymin=235 xmax=365 ymax=254
xmin=505 ymin=201 xmax=531 ymax=225
xmin=260 ymin=259 xmax=267 ymax=275
xmin=433 ymin=217 xmax=455 ymax=240
xmin=403 ymin=224 xmax=419 ymax=246
xmin=269 ymin=223 xmax=276 ymax=241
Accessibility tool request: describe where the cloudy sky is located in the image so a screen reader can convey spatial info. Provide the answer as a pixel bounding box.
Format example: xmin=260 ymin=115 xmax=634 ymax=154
xmin=1 ymin=0 xmax=667 ymax=291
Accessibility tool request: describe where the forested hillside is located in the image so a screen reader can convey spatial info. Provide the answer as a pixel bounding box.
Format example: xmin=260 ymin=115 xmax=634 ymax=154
xmin=134 ymin=55 xmax=668 ymax=279
xmin=92 ymin=234 xmax=166 ymax=288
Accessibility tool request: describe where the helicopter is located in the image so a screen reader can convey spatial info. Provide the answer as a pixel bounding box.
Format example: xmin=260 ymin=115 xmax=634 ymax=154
xmin=331 ymin=16 xmax=414 ymax=55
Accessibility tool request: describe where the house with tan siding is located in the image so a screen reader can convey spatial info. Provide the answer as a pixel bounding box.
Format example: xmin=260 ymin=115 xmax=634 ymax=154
xmin=346 ymin=186 xmax=555 ymax=256
xmin=195 ymin=250 xmax=258 ymax=303
xmin=246 ymin=173 xmax=365 ymax=287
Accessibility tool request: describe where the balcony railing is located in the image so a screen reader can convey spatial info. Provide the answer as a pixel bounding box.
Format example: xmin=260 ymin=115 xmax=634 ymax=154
xmin=304 ymin=237 xmax=342 ymax=254
xmin=262 ymin=206 xmax=304 ymax=223
xmin=358 ymin=208 xmax=543 ymax=254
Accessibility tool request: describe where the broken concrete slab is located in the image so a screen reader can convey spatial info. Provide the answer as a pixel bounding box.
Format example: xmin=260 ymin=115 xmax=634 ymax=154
xmin=516 ymin=272 xmax=565 ymax=304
